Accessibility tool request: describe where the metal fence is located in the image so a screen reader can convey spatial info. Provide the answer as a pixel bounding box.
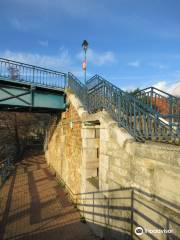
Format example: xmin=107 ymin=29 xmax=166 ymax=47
xmin=0 ymin=58 xmax=67 ymax=89
xmin=68 ymin=72 xmax=88 ymax=108
xmin=56 ymin=175 xmax=180 ymax=240
xmin=68 ymin=73 xmax=180 ymax=144
xmin=0 ymin=158 xmax=14 ymax=185
xmin=73 ymin=188 xmax=180 ymax=240
xmin=135 ymin=87 xmax=180 ymax=133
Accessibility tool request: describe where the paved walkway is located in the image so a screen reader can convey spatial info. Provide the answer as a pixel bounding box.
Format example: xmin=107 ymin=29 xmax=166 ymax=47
xmin=0 ymin=149 xmax=96 ymax=240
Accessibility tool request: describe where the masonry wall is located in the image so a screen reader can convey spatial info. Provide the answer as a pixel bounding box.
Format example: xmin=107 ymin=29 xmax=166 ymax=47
xmin=45 ymin=100 xmax=82 ymax=195
xmin=45 ymin=93 xmax=180 ymax=240
xmin=97 ymin=112 xmax=180 ymax=239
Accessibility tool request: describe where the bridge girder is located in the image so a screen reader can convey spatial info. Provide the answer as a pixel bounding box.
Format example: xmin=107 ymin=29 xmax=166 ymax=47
xmin=0 ymin=79 xmax=66 ymax=113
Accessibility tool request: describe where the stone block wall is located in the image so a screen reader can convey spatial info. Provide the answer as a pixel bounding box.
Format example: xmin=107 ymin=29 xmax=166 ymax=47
xmin=95 ymin=112 xmax=180 ymax=239
xmin=45 ymin=93 xmax=180 ymax=240
xmin=45 ymin=98 xmax=83 ymax=195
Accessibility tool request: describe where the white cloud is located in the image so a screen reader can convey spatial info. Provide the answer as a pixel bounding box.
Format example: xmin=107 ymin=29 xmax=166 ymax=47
xmin=128 ymin=61 xmax=140 ymax=67
xmin=77 ymin=48 xmax=116 ymax=66
xmin=38 ymin=40 xmax=49 ymax=47
xmin=153 ymin=81 xmax=180 ymax=96
xmin=1 ymin=49 xmax=93 ymax=80
xmin=2 ymin=50 xmax=71 ymax=71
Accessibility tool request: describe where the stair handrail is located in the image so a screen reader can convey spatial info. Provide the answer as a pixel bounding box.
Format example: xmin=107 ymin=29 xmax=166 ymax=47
xmin=135 ymin=86 xmax=180 ymax=99
xmin=68 ymin=73 xmax=179 ymax=143
xmin=87 ymin=75 xmax=179 ymax=140
xmin=134 ymin=86 xmax=180 ymax=130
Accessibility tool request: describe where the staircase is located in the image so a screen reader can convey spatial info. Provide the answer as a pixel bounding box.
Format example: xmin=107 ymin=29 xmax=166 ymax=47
xmin=134 ymin=86 xmax=180 ymax=133
xmin=68 ymin=73 xmax=180 ymax=145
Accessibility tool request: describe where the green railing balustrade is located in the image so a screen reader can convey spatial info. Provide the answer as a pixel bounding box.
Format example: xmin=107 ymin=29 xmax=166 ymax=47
xmin=0 ymin=158 xmax=14 ymax=185
xmin=134 ymin=86 xmax=180 ymax=134
xmin=0 ymin=58 xmax=67 ymax=89
xmin=68 ymin=73 xmax=180 ymax=144
xmin=0 ymin=57 xmax=179 ymax=144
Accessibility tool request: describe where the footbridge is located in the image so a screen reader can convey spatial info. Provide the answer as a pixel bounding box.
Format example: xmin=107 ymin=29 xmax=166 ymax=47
xmin=0 ymin=57 xmax=179 ymax=144
xmin=0 ymin=57 xmax=180 ymax=240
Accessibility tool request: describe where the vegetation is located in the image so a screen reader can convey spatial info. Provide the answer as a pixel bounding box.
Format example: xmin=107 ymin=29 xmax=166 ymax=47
xmin=0 ymin=112 xmax=50 ymax=162
xmin=127 ymin=88 xmax=141 ymax=96
xmin=80 ymin=215 xmax=86 ymax=223
xmin=57 ymin=179 xmax=65 ymax=188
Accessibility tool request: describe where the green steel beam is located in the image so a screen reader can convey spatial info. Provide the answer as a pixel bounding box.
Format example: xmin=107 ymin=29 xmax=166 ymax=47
xmin=0 ymin=79 xmax=66 ymax=112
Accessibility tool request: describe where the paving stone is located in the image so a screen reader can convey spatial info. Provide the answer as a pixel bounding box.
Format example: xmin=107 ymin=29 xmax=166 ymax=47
xmin=0 ymin=149 xmax=96 ymax=240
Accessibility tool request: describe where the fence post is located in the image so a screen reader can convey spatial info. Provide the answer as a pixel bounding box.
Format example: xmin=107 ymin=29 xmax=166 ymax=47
xmin=32 ymin=67 xmax=35 ymax=83
xmin=93 ymin=193 xmax=94 ymax=223
xmin=83 ymin=198 xmax=85 ymax=218
xmin=1 ymin=165 xmax=5 ymax=182
xmin=85 ymin=85 xmax=89 ymax=111
xmin=150 ymin=87 xmax=153 ymax=109
xmin=134 ymin=100 xmax=136 ymax=137
xmin=166 ymin=218 xmax=170 ymax=240
xmin=65 ymin=73 xmax=68 ymax=89
xmin=131 ymin=189 xmax=134 ymax=240
xmin=107 ymin=197 xmax=110 ymax=226
xmin=169 ymin=96 xmax=173 ymax=138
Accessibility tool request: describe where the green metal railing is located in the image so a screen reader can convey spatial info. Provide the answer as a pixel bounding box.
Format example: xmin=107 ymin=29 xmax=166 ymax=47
xmin=0 ymin=158 xmax=14 ymax=185
xmin=0 ymin=57 xmax=179 ymax=144
xmin=68 ymin=72 xmax=88 ymax=107
xmin=134 ymin=87 xmax=180 ymax=134
xmin=0 ymin=58 xmax=67 ymax=89
xmin=68 ymin=73 xmax=180 ymax=144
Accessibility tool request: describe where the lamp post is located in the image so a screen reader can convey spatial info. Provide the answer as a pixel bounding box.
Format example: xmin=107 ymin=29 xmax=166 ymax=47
xmin=82 ymin=40 xmax=88 ymax=84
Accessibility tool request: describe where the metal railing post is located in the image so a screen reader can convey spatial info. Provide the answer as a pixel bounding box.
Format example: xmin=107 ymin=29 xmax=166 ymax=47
xmin=93 ymin=193 xmax=94 ymax=223
xmin=169 ymin=96 xmax=173 ymax=137
xmin=166 ymin=218 xmax=170 ymax=240
xmin=32 ymin=67 xmax=35 ymax=83
xmin=131 ymin=189 xmax=134 ymax=240
xmin=134 ymin=100 xmax=136 ymax=137
xmin=107 ymin=197 xmax=110 ymax=226
xmin=150 ymin=87 xmax=153 ymax=109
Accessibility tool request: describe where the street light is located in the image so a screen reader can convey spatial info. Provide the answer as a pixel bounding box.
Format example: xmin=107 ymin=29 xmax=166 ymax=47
xmin=82 ymin=40 xmax=88 ymax=84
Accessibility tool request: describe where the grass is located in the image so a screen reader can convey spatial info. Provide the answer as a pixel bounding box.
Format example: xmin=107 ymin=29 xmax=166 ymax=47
xmin=80 ymin=215 xmax=86 ymax=223
xmin=57 ymin=180 xmax=65 ymax=188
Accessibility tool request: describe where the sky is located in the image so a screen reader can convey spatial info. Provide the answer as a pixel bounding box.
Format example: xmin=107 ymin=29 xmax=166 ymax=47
xmin=0 ymin=0 xmax=180 ymax=95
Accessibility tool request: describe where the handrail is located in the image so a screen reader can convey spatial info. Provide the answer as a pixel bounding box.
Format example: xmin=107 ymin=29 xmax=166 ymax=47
xmin=88 ymin=75 xmax=179 ymax=140
xmin=68 ymin=72 xmax=88 ymax=108
xmin=0 ymin=58 xmax=66 ymax=75
xmin=0 ymin=158 xmax=14 ymax=184
xmin=135 ymin=86 xmax=179 ymax=99
xmin=68 ymin=72 xmax=85 ymax=88
xmin=0 ymin=58 xmax=67 ymax=89
xmin=68 ymin=73 xmax=180 ymax=144
xmin=134 ymin=86 xmax=180 ymax=131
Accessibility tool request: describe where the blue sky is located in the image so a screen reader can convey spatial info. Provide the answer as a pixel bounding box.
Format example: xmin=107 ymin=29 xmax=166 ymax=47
xmin=0 ymin=0 xmax=180 ymax=94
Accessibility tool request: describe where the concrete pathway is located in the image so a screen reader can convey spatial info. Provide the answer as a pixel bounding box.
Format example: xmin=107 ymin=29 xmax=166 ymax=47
xmin=0 ymin=149 xmax=96 ymax=240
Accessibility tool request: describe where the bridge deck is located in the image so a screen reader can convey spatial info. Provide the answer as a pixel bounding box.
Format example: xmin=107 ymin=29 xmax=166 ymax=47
xmin=0 ymin=150 xmax=96 ymax=240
